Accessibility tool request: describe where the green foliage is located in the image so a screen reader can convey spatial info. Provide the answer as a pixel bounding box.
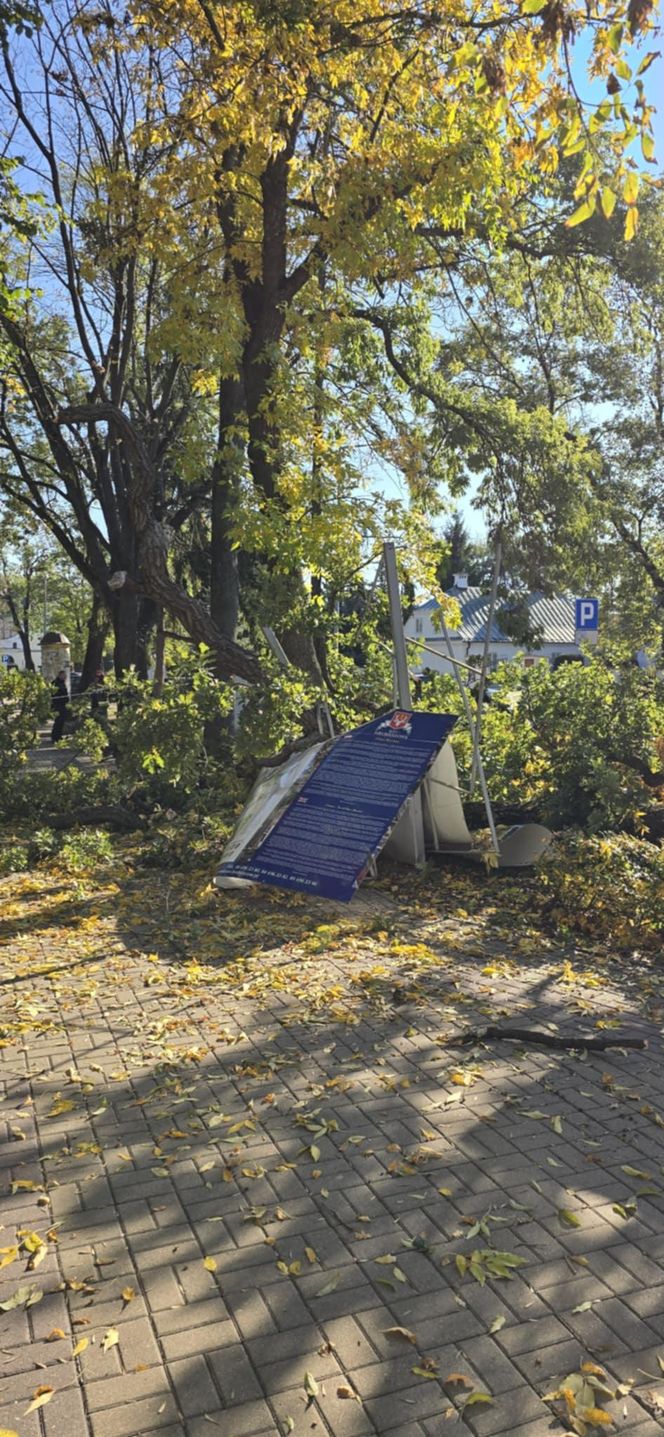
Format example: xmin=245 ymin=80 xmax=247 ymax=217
xmin=0 ymin=838 xmax=29 ymax=873
xmin=29 ymin=827 xmax=58 ymax=862
xmin=135 ymin=810 xmax=235 ymax=871
xmin=479 ymin=657 xmax=664 ymax=828
xmin=0 ymin=764 xmax=109 ymax=822
xmin=57 ymin=828 xmax=114 ymax=875
xmin=416 ymin=655 xmax=663 ymax=831
xmin=539 ymin=832 xmax=664 ymax=949
xmin=234 ymin=662 xmax=322 ymax=764
xmin=234 ymin=626 xmax=394 ymax=762
xmin=76 ymin=652 xmax=234 ymax=805
xmin=73 ymin=718 xmax=108 ymax=764
xmin=0 ymin=666 xmax=49 ymax=784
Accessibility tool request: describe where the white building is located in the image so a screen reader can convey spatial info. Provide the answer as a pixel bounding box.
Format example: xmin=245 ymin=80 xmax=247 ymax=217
xmin=0 ymin=613 xmax=42 ymax=670
xmin=405 ymin=575 xmax=583 ymax=678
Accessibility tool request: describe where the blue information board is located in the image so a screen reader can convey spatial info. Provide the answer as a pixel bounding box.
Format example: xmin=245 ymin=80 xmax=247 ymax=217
xmin=217 ymin=710 xmax=457 ymax=902
xmin=575 ymin=598 xmax=599 ymax=631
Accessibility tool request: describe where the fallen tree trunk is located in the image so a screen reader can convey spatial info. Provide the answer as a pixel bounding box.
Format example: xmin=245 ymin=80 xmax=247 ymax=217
xmin=464 ymin=801 xmax=541 ymax=829
xmin=466 ymin=800 xmax=664 ymax=843
xmin=644 ymin=804 xmax=664 ymax=842
xmin=47 ymin=805 xmax=146 ymax=832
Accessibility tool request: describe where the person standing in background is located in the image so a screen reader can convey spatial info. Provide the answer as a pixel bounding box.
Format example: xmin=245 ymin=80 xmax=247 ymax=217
xmin=90 ymin=668 xmax=107 ymax=716
xmin=50 ymin=668 xmax=69 ymax=744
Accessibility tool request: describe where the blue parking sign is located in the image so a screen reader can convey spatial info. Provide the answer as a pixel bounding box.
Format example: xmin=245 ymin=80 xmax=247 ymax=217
xmin=575 ymin=598 xmax=599 ymax=631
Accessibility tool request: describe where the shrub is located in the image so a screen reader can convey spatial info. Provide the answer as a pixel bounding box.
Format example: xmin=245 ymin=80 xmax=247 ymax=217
xmin=75 ymin=652 xmax=234 ymax=806
xmin=57 ymin=828 xmax=115 ymax=875
xmin=538 ymin=832 xmax=664 ymax=950
xmin=0 ymin=668 xmax=50 ymax=783
xmin=0 ymin=840 xmax=29 ymax=874
xmin=0 ymin=765 xmax=111 ymax=822
xmin=432 ymin=657 xmax=664 ymax=831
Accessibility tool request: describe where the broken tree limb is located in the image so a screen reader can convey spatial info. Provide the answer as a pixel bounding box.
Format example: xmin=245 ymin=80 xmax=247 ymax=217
xmin=447 ymin=1026 xmax=647 ymax=1051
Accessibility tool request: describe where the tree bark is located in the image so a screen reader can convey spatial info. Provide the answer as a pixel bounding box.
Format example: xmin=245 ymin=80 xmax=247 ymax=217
xmin=80 ymin=593 xmax=109 ymax=690
xmin=136 ymin=595 xmax=159 ymax=680
xmin=111 ymin=592 xmax=140 ymax=676
xmin=3 ymin=587 xmax=35 ymax=672
xmin=210 ymin=376 xmax=242 ymax=641
xmin=231 ymin=151 xmax=323 ymax=685
xmin=57 ymin=403 xmax=262 ymax=683
xmin=152 ymin=608 xmax=165 ymax=695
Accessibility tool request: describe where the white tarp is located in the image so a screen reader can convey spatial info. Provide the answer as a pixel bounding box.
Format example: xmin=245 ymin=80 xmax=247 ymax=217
xmin=215 ymin=742 xmax=326 ymax=889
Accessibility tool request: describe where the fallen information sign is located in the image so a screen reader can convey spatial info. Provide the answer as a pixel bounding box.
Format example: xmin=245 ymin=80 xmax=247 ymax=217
xmin=216 ymin=709 xmax=456 ymax=903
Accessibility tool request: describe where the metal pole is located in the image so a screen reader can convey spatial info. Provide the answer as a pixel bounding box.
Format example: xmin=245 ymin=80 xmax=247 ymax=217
xmin=382 ymin=541 xmax=425 ymax=866
xmin=439 ymin=609 xmax=500 ymax=856
xmin=262 ymin=626 xmax=290 ymax=668
xmin=383 ymin=541 xmax=412 ymax=708
xmin=470 ymin=535 xmax=501 ymax=795
xmin=262 ymin=625 xmax=335 ymax=740
xmin=403 ymin=633 xmax=483 ymax=676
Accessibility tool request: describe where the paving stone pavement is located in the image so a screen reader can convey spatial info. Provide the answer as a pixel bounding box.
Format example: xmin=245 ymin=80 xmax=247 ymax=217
xmin=2 ymin=871 xmax=664 ymax=1437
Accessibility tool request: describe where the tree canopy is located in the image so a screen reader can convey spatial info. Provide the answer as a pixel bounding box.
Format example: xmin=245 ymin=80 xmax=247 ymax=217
xmin=0 ymin=0 xmax=659 ymax=689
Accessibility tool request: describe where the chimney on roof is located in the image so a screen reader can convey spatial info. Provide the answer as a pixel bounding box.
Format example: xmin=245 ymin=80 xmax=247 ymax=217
xmin=453 ymin=573 xmax=469 ymax=590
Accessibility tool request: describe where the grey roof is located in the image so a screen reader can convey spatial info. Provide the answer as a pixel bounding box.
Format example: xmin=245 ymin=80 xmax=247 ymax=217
xmin=40 ymin=631 xmax=70 ymax=646
xmin=413 ymin=588 xmax=576 ymax=645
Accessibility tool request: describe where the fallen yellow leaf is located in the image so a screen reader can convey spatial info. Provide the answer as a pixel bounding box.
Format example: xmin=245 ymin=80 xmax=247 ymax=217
xmin=384 ymin=1326 xmax=417 ymax=1344
xmin=337 ymin=1384 xmax=362 ymax=1402
xmin=203 ymin=1256 xmax=217 ymax=1272
xmin=25 ymin=1387 xmax=54 ymax=1414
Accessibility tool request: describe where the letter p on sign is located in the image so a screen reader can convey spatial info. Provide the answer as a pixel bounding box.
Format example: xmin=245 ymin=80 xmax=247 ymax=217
xmin=575 ymin=597 xmax=599 ymax=640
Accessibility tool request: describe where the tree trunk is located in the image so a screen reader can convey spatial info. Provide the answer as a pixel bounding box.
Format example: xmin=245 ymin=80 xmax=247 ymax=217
xmin=57 ymin=403 xmax=261 ymax=683
xmin=111 ymin=593 xmax=140 ymax=675
xmin=279 ymin=618 xmax=324 ymax=680
xmin=210 ymin=376 xmax=242 ymax=641
xmin=136 ymin=595 xmax=158 ymax=679
xmin=152 ymin=608 xmax=165 ymax=695
xmin=17 ymin=622 xmax=34 ymax=672
xmin=2 ymin=586 xmax=35 ymax=672
xmin=80 ymin=593 xmax=108 ymax=690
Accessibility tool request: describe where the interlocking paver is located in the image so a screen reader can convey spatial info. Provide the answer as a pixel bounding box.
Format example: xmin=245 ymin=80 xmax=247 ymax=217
xmin=169 ymin=1354 xmax=219 ymax=1416
xmin=187 ymin=1400 xmax=275 ymax=1436
xmin=161 ymin=1316 xmax=238 ymax=1360
xmin=90 ymin=1394 xmax=181 ymax=1436
xmin=3 ymin=872 xmax=664 ymax=1437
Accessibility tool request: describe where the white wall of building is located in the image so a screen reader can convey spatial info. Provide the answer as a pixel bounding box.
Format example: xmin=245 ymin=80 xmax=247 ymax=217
xmin=0 ymin=634 xmax=42 ymax=671
xmin=405 ymin=613 xmax=582 ymax=678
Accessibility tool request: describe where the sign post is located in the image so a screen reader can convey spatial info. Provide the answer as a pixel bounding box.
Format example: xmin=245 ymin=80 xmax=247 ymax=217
xmin=575 ymin=598 xmax=599 ymax=646
xmin=383 ymin=541 xmax=427 ymax=865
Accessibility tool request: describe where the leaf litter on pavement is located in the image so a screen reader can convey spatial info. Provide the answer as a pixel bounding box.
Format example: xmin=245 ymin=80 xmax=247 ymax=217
xmin=1 ymin=857 xmax=663 ymax=1429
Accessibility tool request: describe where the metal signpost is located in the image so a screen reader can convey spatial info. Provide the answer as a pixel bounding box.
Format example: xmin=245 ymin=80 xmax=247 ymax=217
xmin=382 ymin=542 xmax=427 ymax=865
xmin=575 ymin=598 xmax=599 ymax=646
